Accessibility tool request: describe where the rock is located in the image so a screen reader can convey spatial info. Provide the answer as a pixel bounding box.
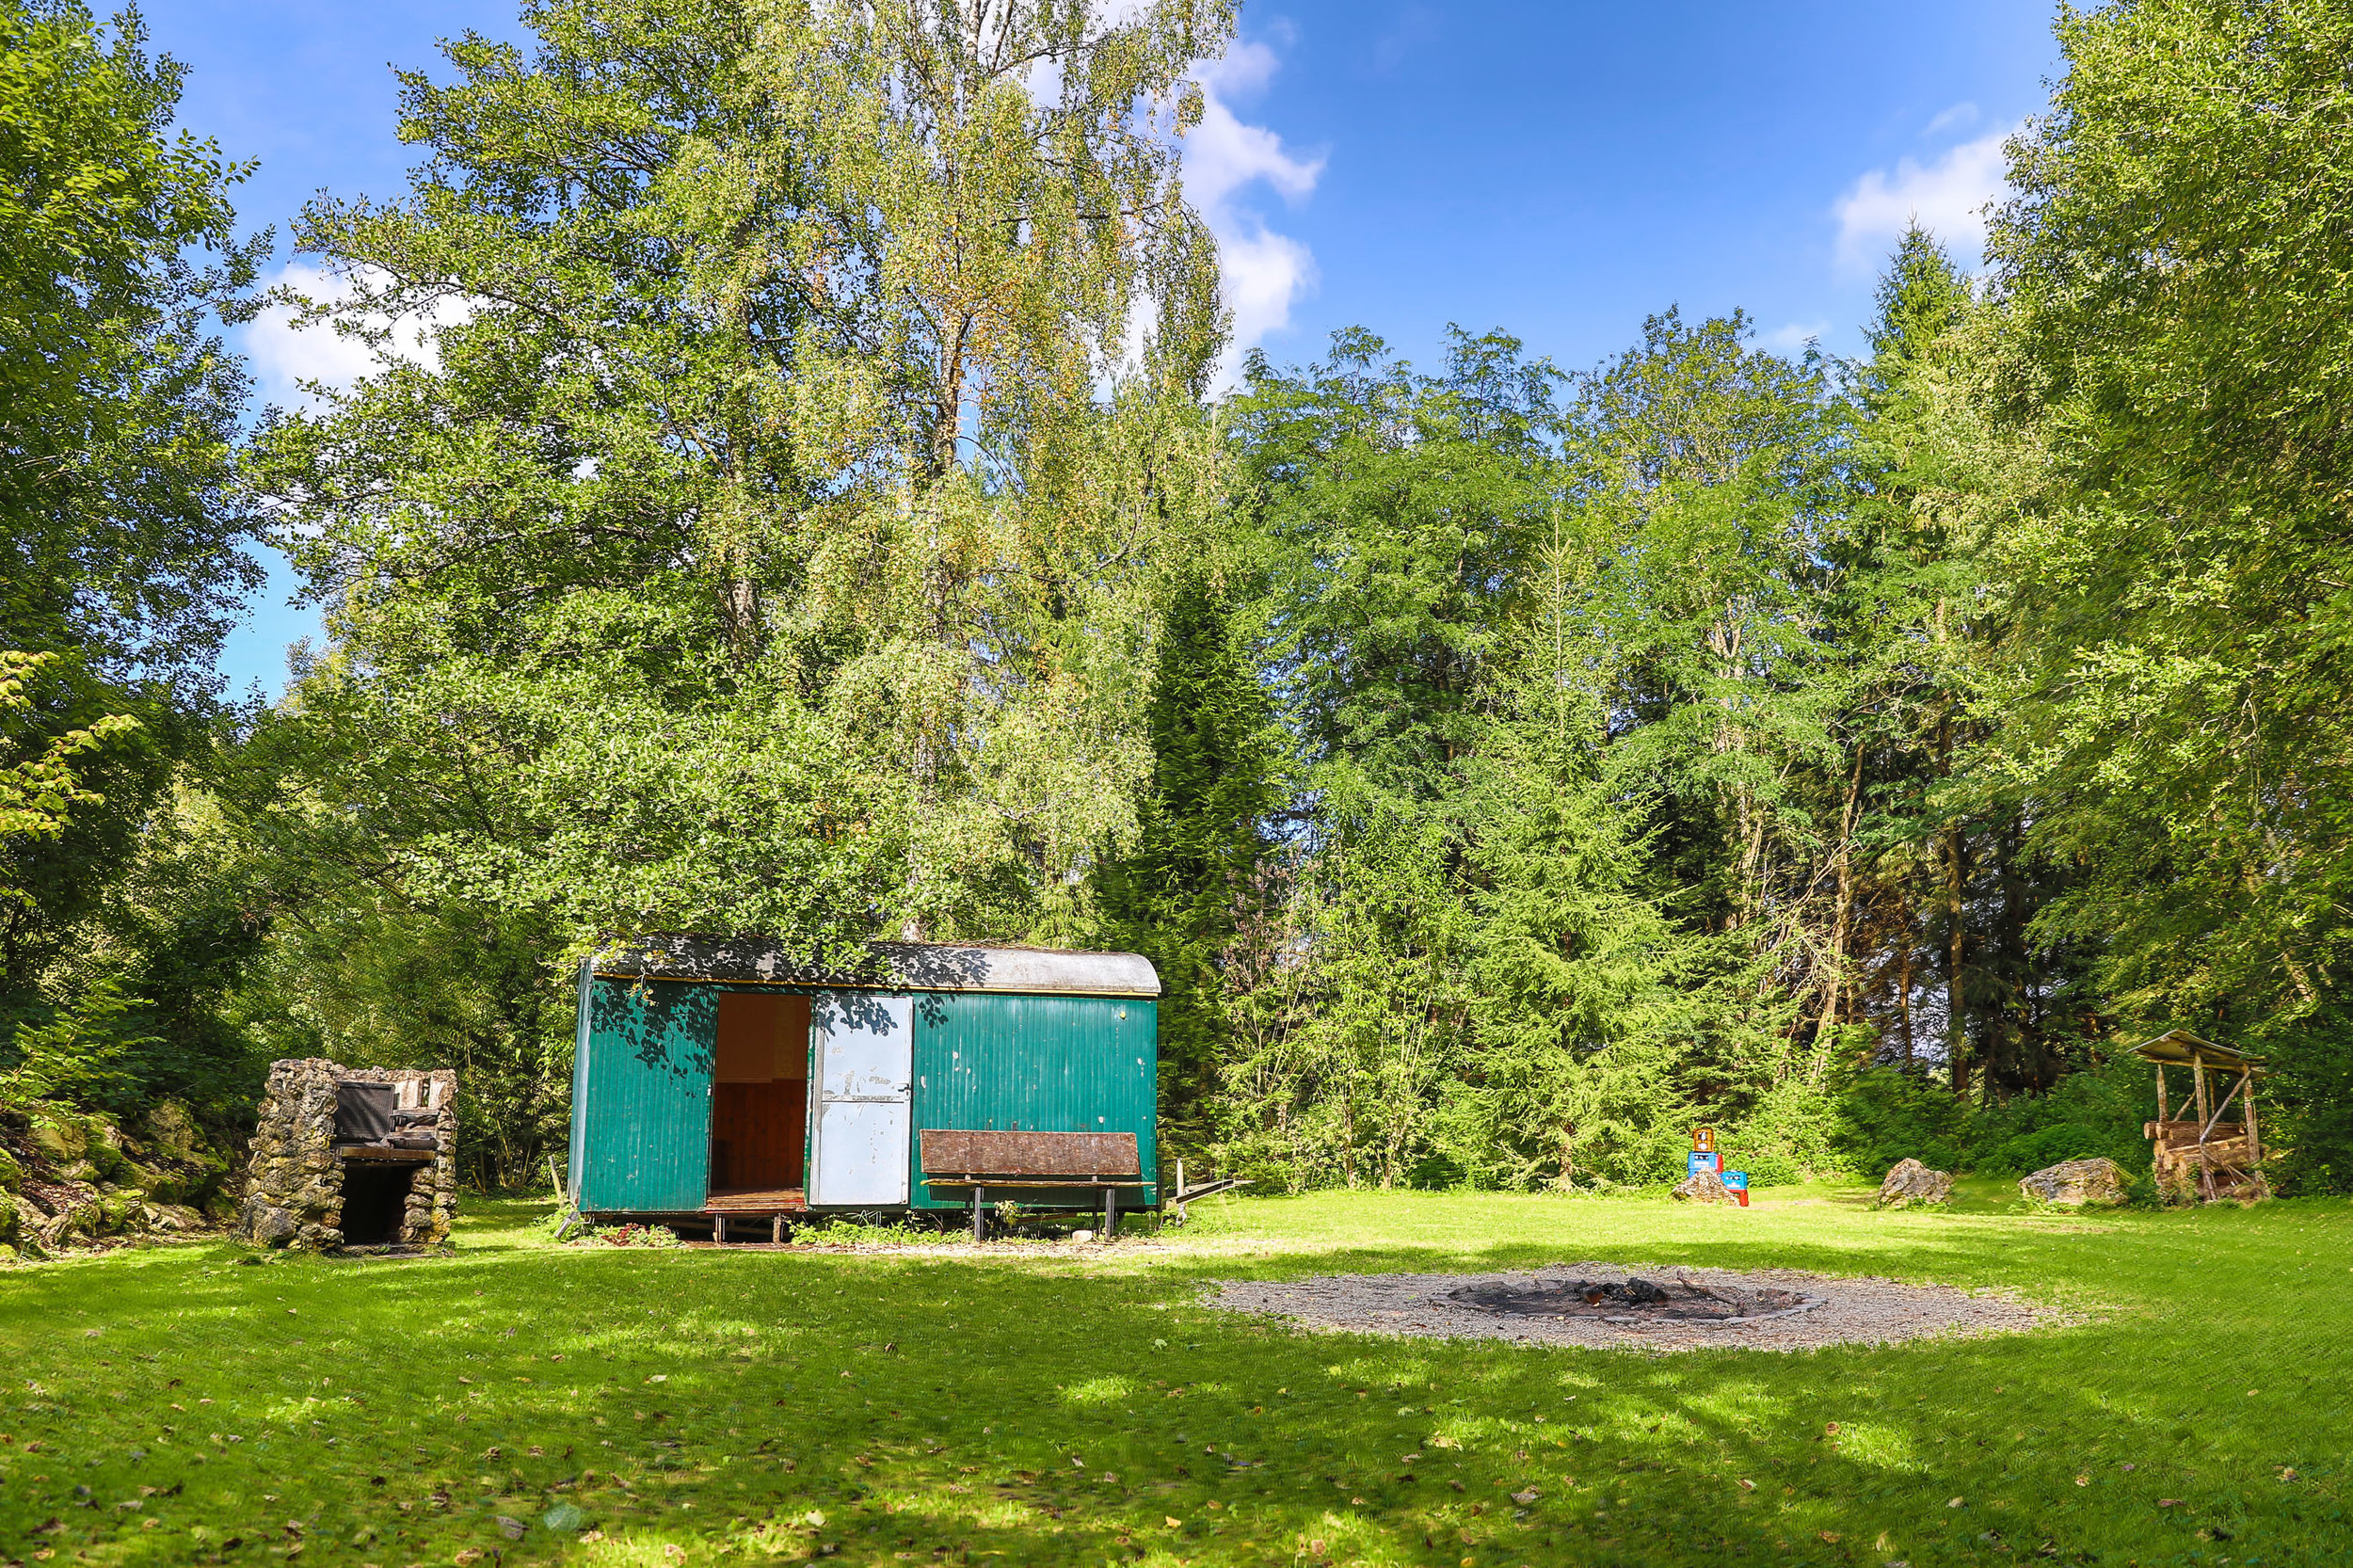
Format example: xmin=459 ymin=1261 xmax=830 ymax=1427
xmin=28 ymin=1117 xmax=85 ymax=1164
xmin=2020 ymin=1158 xmax=2127 ymax=1207
xmin=1673 ymin=1169 xmax=1736 ymax=1204
xmin=1068 ymin=1228 xmax=1096 ymax=1244
xmin=24 ymin=1184 xmax=103 ymax=1249
xmin=241 ymin=1200 xmax=298 ymax=1246
xmin=0 ymin=1144 xmax=21 ymax=1192
xmin=145 ymin=1100 xmax=200 ymax=1156
xmin=1878 ymin=1158 xmax=1954 ymax=1208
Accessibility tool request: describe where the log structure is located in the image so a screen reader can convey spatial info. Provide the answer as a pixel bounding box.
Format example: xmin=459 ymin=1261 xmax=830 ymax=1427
xmin=2131 ymin=1030 xmax=2267 ymax=1202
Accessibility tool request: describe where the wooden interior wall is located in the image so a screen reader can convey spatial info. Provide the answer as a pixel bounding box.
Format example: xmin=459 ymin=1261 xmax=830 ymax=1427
xmin=710 ymin=992 xmax=810 ymax=1191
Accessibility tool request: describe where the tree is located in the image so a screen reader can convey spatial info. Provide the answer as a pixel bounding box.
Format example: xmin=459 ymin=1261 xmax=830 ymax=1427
xmin=1092 ymin=568 xmax=1281 ymax=1134
xmin=1987 ymin=0 xmax=2353 ymax=1185
xmin=254 ymin=0 xmax=1236 ymax=959
xmin=1 ymin=1 xmax=260 ymax=1109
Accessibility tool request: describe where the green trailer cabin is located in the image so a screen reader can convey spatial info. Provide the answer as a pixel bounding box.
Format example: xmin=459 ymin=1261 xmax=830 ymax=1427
xmin=568 ymin=937 xmax=1160 ymax=1236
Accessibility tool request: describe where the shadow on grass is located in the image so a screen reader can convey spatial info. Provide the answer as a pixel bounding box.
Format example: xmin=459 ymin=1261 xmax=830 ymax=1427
xmin=0 ymin=1192 xmax=2343 ymax=1566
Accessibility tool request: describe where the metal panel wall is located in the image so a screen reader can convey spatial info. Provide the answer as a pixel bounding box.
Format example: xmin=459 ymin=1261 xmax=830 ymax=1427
xmin=907 ymin=992 xmax=1157 ymax=1208
xmin=573 ymin=977 xmax=717 ymax=1213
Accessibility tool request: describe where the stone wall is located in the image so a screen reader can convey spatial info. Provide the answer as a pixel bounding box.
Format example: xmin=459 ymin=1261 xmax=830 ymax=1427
xmin=236 ymin=1059 xmax=458 ymax=1250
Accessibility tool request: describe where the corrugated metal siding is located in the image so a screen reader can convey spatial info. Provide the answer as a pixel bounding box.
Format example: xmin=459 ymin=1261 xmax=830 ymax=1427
xmin=575 ymin=977 xmax=716 ymax=1212
xmin=908 ymin=993 xmax=1157 ymax=1208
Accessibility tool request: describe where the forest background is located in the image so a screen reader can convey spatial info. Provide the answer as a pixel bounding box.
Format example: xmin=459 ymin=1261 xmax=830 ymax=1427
xmin=7 ymin=0 xmax=2352 ymax=1200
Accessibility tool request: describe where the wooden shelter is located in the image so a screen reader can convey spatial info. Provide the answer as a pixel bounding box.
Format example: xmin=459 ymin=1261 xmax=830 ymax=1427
xmin=2130 ymin=1030 xmax=2267 ymax=1201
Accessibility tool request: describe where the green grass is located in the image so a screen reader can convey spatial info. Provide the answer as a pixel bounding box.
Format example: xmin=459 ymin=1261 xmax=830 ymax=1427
xmin=1 ymin=1183 xmax=2348 ymax=1567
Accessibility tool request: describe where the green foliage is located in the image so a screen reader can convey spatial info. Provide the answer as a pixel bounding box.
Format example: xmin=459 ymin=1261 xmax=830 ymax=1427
xmin=1986 ymin=0 xmax=2353 ymax=1177
xmin=1834 ymin=1060 xmax=2153 ymax=1182
xmin=0 ymin=977 xmax=153 ymax=1112
xmin=1092 ymin=568 xmax=1283 ymax=1129
xmin=0 ymin=2 xmax=265 ymax=1150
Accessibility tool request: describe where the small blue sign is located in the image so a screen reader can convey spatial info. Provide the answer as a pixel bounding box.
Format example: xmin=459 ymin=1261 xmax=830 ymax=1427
xmin=1720 ymin=1170 xmax=1749 ymax=1192
xmin=1687 ymin=1150 xmax=1721 ymax=1177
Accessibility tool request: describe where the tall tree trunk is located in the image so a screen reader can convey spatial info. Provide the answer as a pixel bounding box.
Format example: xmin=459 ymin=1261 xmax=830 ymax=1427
xmin=1814 ymin=743 xmax=1866 ymax=1059
xmin=1945 ymin=822 xmax=1968 ymax=1097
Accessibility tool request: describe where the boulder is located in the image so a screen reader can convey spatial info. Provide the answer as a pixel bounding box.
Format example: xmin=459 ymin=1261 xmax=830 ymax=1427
xmin=1877 ymin=1158 xmax=1954 ymax=1208
xmin=136 ymin=1201 xmax=207 ymax=1234
xmin=2020 ymin=1157 xmax=2127 ymax=1208
xmin=0 ymin=1144 xmax=21 ymax=1192
xmin=1673 ymin=1168 xmax=1736 ymax=1204
xmin=23 ymin=1183 xmax=103 ymax=1249
xmin=240 ymin=1200 xmax=298 ymax=1247
xmin=145 ymin=1100 xmax=200 ymax=1156
xmin=28 ymin=1116 xmax=85 ymax=1164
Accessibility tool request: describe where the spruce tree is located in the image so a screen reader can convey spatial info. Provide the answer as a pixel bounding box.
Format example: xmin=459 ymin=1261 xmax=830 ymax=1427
xmin=1095 ymin=570 xmax=1278 ymax=1134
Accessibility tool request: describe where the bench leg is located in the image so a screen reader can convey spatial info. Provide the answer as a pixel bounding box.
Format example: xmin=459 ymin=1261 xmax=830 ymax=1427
xmin=714 ymin=1214 xmax=727 ymax=1244
xmin=1103 ymin=1187 xmax=1118 ymax=1239
xmin=772 ymin=1214 xmax=785 ymax=1244
xmin=970 ymin=1185 xmax=985 ymax=1243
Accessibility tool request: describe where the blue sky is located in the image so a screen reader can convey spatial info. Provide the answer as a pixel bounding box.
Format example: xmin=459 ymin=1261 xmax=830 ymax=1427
xmin=148 ymin=0 xmax=2062 ymax=694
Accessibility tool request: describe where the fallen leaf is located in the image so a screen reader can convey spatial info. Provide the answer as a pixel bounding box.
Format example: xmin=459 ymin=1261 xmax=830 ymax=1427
xmin=580 ymin=1530 xmax=606 ymax=1544
xmin=648 ymin=1374 xmax=667 ymax=1384
xmin=1818 ymin=1531 xmax=1840 ymax=1544
xmin=1824 ymin=1423 xmax=1840 ymax=1435
xmin=2122 ymin=1463 xmax=2137 ymax=1472
xmin=496 ymin=1514 xmax=526 ymax=1540
xmin=1737 ymin=1479 xmax=1755 ymax=1491
xmin=2157 ymin=1498 xmax=2185 ymax=1509
xmin=2075 ymin=1474 xmax=2089 ymax=1486
xmin=1164 ymin=1517 xmax=1183 ymax=1528
xmin=1948 ymin=1498 xmax=1965 ymax=1509
xmin=1510 ymin=1488 xmax=1541 ymax=1506
xmin=454 ymin=1552 xmax=483 ymax=1566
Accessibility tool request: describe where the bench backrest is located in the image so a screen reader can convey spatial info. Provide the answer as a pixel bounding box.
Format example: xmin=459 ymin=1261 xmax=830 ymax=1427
xmin=919 ymin=1128 xmax=1140 ymax=1178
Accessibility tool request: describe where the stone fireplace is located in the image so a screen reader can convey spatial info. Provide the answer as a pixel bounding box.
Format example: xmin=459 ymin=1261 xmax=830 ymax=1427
xmin=236 ymin=1059 xmax=457 ymax=1250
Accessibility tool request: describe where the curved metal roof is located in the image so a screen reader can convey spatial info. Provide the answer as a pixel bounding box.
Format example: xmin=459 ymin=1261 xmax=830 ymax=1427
xmin=590 ymin=936 xmax=1160 ymax=998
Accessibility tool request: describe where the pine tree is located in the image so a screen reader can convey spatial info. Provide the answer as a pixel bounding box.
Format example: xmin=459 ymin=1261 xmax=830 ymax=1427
xmin=1094 ymin=570 xmax=1279 ymax=1134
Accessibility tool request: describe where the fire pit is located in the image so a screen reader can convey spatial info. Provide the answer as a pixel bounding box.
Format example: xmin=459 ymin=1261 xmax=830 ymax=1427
xmin=1207 ymin=1263 xmax=2051 ymax=1351
xmin=1444 ymin=1274 xmax=1818 ymax=1326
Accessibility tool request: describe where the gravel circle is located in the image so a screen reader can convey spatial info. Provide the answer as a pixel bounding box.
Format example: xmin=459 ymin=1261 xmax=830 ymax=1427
xmin=1204 ymin=1261 xmax=2055 ymax=1352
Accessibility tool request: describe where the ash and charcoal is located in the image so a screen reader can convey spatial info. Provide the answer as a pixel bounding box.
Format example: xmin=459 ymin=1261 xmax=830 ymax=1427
xmin=1208 ymin=1262 xmax=2052 ymax=1352
xmin=1446 ymin=1274 xmax=1817 ymax=1323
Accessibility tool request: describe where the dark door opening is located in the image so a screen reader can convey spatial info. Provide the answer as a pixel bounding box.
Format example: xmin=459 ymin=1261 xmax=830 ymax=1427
xmin=340 ymin=1161 xmax=417 ymax=1244
xmin=710 ymin=991 xmax=809 ymax=1197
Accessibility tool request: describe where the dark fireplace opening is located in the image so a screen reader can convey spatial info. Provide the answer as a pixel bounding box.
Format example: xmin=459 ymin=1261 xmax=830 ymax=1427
xmin=340 ymin=1161 xmax=418 ymax=1245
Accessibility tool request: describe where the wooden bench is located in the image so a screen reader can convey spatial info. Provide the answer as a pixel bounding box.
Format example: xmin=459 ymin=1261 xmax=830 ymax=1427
xmin=919 ymin=1129 xmax=1145 ymax=1239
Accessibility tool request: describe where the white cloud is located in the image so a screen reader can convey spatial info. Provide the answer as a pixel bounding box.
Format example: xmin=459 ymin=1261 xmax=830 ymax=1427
xmin=1759 ymin=320 xmax=1830 ymax=355
xmin=1182 ymin=36 xmax=1324 ymax=385
xmin=1832 ymin=126 xmax=2011 ymax=277
xmin=1923 ymin=101 xmax=1979 ymax=137
xmin=244 ymin=262 xmax=472 ymax=408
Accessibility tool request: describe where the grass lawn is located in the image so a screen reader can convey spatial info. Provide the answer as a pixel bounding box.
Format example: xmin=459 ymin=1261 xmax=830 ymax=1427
xmin=1 ymin=1182 xmax=2347 ymax=1567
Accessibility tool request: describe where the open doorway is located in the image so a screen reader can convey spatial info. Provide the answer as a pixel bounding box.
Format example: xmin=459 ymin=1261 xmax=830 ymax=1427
xmin=710 ymin=991 xmax=810 ymax=1201
xmin=340 ymin=1160 xmax=418 ymax=1244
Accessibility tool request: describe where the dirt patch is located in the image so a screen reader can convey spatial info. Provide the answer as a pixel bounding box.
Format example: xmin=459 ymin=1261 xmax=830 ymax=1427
xmin=1204 ymin=1261 xmax=2057 ymax=1352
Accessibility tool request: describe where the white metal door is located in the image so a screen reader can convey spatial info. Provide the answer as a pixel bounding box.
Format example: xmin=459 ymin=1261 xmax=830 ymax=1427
xmin=808 ymin=993 xmax=913 ymax=1207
